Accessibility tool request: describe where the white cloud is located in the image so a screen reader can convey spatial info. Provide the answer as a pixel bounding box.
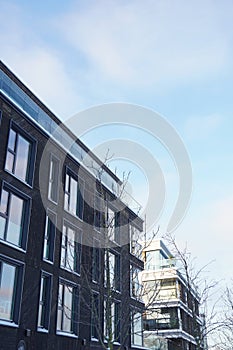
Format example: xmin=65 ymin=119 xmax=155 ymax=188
xmin=56 ymin=0 xmax=232 ymax=86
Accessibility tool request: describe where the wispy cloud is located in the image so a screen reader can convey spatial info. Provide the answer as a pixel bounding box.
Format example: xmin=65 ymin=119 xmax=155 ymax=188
xmin=56 ymin=0 xmax=232 ymax=87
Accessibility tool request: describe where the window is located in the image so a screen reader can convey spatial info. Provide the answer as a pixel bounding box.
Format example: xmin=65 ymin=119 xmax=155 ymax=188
xmin=104 ymin=300 xmax=121 ymax=343
xmin=92 ymin=239 xmax=100 ymax=283
xmin=0 ymin=184 xmax=30 ymax=249
xmin=91 ymin=292 xmax=99 ymax=339
xmin=64 ymin=172 xmax=84 ymax=219
xmin=131 ymin=311 xmax=143 ymax=346
xmin=5 ymin=123 xmax=36 ymax=185
xmin=57 ymin=281 xmax=79 ymax=334
xmin=105 ymin=250 xmax=121 ymax=291
xmin=106 ymin=206 xmax=115 ymax=241
xmin=48 ymin=154 xmax=60 ymax=203
xmin=38 ymin=272 xmax=52 ymax=330
xmin=131 ymin=265 xmax=142 ymax=299
xmin=94 ymin=191 xmax=102 ymax=231
xmin=0 ymin=257 xmax=24 ymax=323
xmin=130 ymin=225 xmax=142 ymax=258
xmin=61 ymin=222 xmax=82 ymax=274
xmin=43 ymin=210 xmax=56 ymax=262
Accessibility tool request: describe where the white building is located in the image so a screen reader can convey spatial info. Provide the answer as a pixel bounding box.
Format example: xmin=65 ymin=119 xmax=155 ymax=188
xmin=142 ymin=240 xmax=205 ymax=350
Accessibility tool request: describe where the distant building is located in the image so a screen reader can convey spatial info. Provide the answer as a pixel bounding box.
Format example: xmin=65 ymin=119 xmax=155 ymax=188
xmin=0 ymin=61 xmax=144 ymax=350
xmin=142 ymin=240 xmax=205 ymax=350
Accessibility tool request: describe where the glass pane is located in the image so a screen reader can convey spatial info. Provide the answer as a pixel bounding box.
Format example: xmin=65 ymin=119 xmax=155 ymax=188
xmin=0 ymin=263 xmax=16 ymax=320
xmin=70 ymin=177 xmax=77 ymax=215
xmin=0 ymin=216 xmax=6 ymax=239
xmin=0 ymin=190 xmax=9 ymax=214
xmin=7 ymin=194 xmax=24 ymax=246
xmin=63 ymin=285 xmax=72 ymax=332
xmin=5 ymin=151 xmax=14 ymax=173
xmin=8 ymin=129 xmax=16 ymax=151
xmin=67 ymin=227 xmax=75 ymax=270
xmin=15 ymin=135 xmax=30 ymax=181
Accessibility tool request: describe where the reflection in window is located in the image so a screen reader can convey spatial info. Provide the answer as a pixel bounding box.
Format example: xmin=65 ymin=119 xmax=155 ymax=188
xmin=92 ymin=239 xmax=100 ymax=283
xmin=61 ymin=222 xmax=82 ymax=274
xmin=48 ymin=155 xmax=60 ymax=203
xmin=38 ymin=273 xmax=52 ymax=330
xmin=131 ymin=265 xmax=142 ymax=299
xmin=5 ymin=126 xmax=35 ymax=185
xmin=131 ymin=311 xmax=143 ymax=346
xmin=105 ymin=251 xmax=121 ymax=291
xmin=64 ymin=173 xmax=84 ymax=219
xmin=43 ymin=211 xmax=56 ymax=262
xmin=0 ymin=262 xmax=16 ymax=321
xmin=57 ymin=282 xmax=78 ymax=334
xmin=0 ymin=187 xmax=29 ymax=249
xmin=104 ymin=300 xmax=121 ymax=343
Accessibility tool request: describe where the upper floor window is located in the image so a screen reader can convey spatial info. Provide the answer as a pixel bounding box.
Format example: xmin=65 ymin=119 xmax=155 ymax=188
xmin=94 ymin=191 xmax=102 ymax=231
xmin=38 ymin=272 xmax=52 ymax=330
xmin=0 ymin=256 xmax=24 ymax=324
xmin=43 ymin=210 xmax=56 ymax=262
xmin=130 ymin=265 xmax=142 ymax=299
xmin=130 ymin=225 xmax=142 ymax=258
xmin=61 ymin=221 xmax=82 ymax=274
xmin=0 ymin=184 xmax=30 ymax=249
xmin=64 ymin=172 xmax=84 ymax=220
xmin=105 ymin=250 xmax=121 ymax=292
xmin=5 ymin=123 xmax=36 ymax=186
xmin=92 ymin=238 xmax=100 ymax=283
xmin=48 ymin=154 xmax=60 ymax=203
xmin=57 ymin=280 xmax=79 ymax=334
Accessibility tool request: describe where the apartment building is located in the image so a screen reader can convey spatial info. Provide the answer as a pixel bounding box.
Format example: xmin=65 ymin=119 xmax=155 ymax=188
xmin=142 ymin=240 xmax=205 ymax=350
xmin=0 ymin=61 xmax=145 ymax=350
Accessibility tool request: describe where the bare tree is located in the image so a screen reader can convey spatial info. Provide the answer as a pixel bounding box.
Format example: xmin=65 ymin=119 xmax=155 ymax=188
xmin=163 ymin=233 xmax=221 ymax=350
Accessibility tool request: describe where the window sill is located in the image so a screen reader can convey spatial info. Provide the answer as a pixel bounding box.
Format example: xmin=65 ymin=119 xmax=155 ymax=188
xmin=0 ymin=320 xmax=18 ymax=328
xmin=37 ymin=327 xmax=49 ymax=333
xmin=63 ymin=208 xmax=83 ymax=223
xmin=56 ymin=331 xmax=78 ymax=338
xmin=4 ymin=169 xmax=33 ymax=189
xmin=91 ymin=337 xmax=99 ymax=342
xmin=0 ymin=239 xmax=26 ymax=253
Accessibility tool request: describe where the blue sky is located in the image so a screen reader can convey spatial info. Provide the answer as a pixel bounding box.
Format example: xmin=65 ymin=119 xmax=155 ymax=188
xmin=1 ymin=0 xmax=233 ymax=287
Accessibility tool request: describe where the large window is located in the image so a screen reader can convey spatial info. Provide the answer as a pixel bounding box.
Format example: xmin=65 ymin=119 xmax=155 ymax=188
xmin=57 ymin=281 xmax=79 ymax=334
xmin=43 ymin=210 xmax=56 ymax=262
xmin=105 ymin=250 xmax=121 ymax=291
xmin=48 ymin=154 xmax=60 ymax=203
xmin=5 ymin=124 xmax=36 ymax=185
xmin=0 ymin=184 xmax=30 ymax=249
xmin=131 ymin=311 xmax=143 ymax=346
xmin=38 ymin=272 xmax=52 ymax=330
xmin=64 ymin=172 xmax=84 ymax=219
xmin=61 ymin=222 xmax=82 ymax=274
xmin=0 ymin=257 xmax=23 ymax=323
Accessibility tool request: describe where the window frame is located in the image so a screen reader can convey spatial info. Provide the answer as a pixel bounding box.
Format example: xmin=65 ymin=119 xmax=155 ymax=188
xmin=4 ymin=121 xmax=37 ymax=187
xmin=43 ymin=209 xmax=56 ymax=263
xmin=64 ymin=168 xmax=84 ymax=220
xmin=60 ymin=220 xmax=82 ymax=275
xmin=0 ymin=181 xmax=31 ymax=250
xmin=0 ymin=255 xmax=24 ymax=325
xmin=131 ymin=310 xmax=143 ymax=347
xmin=104 ymin=250 xmax=121 ymax=292
xmin=91 ymin=292 xmax=100 ymax=340
xmin=37 ymin=271 xmax=53 ymax=331
xmin=56 ymin=279 xmax=79 ymax=335
xmin=48 ymin=153 xmax=60 ymax=204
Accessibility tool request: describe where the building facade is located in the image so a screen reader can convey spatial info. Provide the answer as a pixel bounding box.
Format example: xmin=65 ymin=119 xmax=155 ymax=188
xmin=142 ymin=240 xmax=205 ymax=350
xmin=0 ymin=61 xmax=145 ymax=350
